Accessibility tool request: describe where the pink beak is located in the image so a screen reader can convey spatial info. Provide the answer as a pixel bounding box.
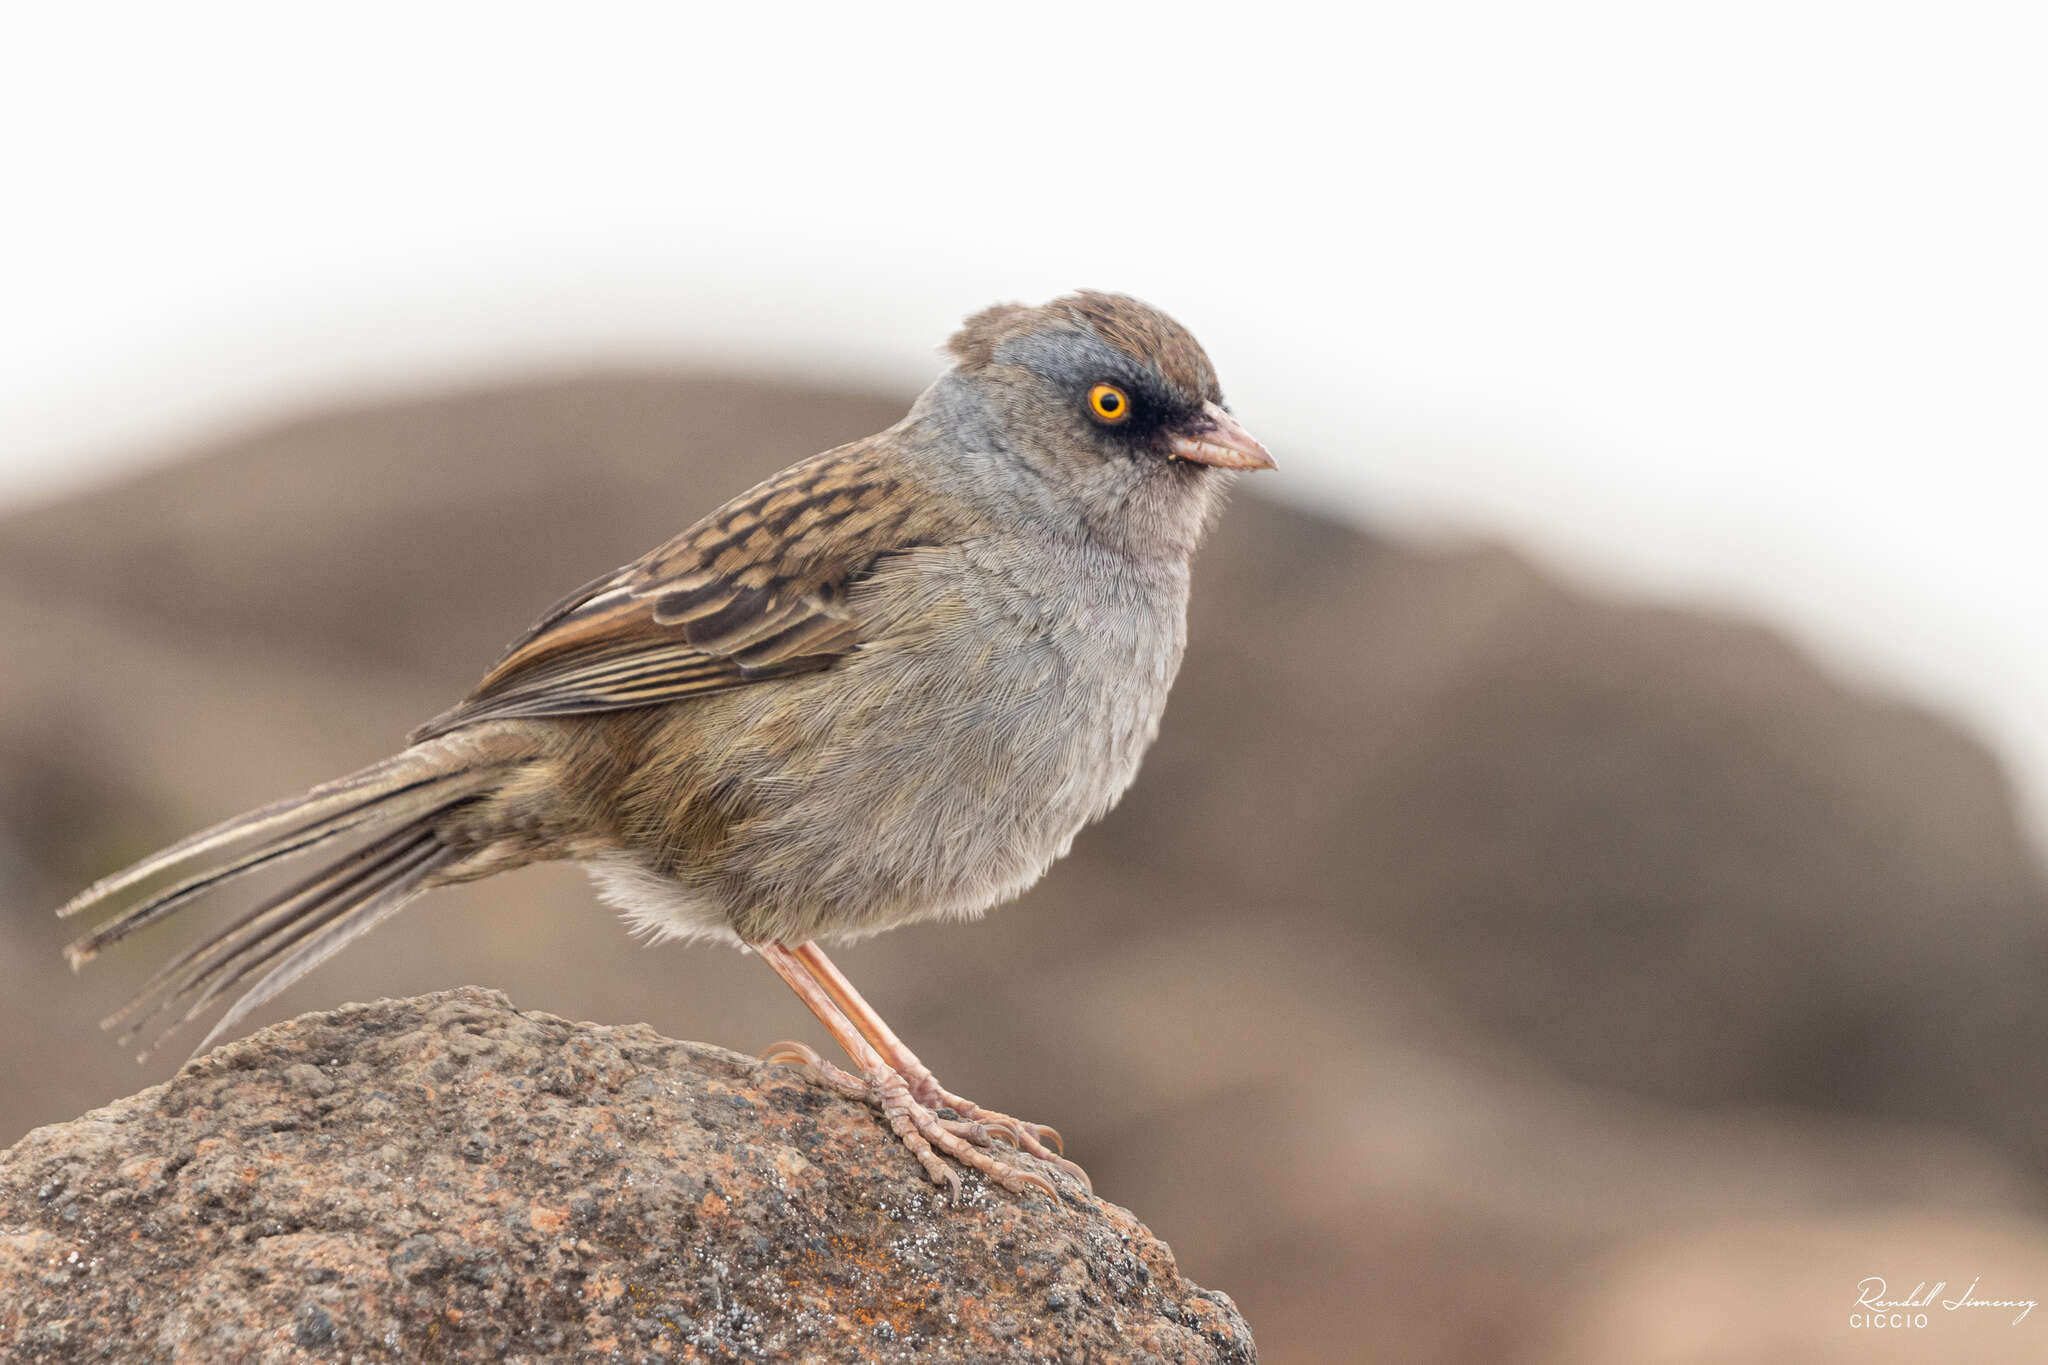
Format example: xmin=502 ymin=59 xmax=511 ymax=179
xmin=1167 ymin=402 xmax=1277 ymax=471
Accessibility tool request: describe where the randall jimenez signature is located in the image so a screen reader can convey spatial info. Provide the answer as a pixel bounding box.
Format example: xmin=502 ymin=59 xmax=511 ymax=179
xmin=1852 ymin=1277 xmax=2037 ymax=1328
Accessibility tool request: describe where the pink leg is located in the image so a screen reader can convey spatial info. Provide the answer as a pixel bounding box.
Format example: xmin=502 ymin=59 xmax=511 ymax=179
xmin=791 ymin=941 xmax=1090 ymax=1190
xmin=754 ymin=942 xmax=1056 ymax=1202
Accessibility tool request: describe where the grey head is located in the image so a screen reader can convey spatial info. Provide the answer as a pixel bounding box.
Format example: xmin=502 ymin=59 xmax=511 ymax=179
xmin=908 ymin=291 xmax=1274 ymax=561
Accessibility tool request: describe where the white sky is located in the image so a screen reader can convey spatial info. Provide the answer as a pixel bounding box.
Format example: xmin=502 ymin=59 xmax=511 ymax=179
xmin=3 ymin=3 xmax=2044 ymax=843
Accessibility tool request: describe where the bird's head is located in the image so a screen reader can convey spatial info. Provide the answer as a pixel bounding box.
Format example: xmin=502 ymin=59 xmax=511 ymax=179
xmin=945 ymin=290 xmax=1273 ymax=473
xmin=924 ymin=292 xmax=1273 ymax=556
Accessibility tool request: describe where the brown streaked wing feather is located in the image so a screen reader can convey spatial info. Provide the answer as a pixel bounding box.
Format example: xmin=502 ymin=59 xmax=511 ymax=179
xmin=409 ymin=438 xmax=947 ymax=741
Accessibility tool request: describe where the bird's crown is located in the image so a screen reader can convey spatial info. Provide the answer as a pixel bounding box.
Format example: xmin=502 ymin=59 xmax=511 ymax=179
xmin=946 ymin=291 xmax=1221 ymax=407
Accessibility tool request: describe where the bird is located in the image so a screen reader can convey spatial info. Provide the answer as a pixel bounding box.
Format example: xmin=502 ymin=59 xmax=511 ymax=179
xmin=56 ymin=291 xmax=1274 ymax=1202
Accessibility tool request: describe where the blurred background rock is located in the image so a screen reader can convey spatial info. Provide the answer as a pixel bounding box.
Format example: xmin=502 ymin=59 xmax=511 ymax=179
xmin=4 ymin=372 xmax=2046 ymax=1363
xmin=5 ymin=6 xmax=2046 ymax=1363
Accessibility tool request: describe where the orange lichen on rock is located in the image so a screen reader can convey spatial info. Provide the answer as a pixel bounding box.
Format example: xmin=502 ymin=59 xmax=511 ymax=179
xmin=0 ymin=988 xmax=1254 ymax=1363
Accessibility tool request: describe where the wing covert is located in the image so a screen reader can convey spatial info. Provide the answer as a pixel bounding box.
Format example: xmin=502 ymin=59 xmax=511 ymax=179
xmin=410 ymin=439 xmax=951 ymax=740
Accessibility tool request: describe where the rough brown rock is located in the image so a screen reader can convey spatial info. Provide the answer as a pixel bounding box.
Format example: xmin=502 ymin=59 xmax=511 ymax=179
xmin=0 ymin=988 xmax=1254 ymax=1364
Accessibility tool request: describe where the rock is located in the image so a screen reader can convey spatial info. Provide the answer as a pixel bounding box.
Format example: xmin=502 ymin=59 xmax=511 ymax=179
xmin=0 ymin=988 xmax=1254 ymax=1364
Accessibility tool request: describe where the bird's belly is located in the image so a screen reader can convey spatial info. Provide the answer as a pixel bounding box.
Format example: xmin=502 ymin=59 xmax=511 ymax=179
xmin=591 ymin=652 xmax=1169 ymax=949
xmin=784 ymin=662 xmax=1164 ymax=935
xmin=676 ymin=560 xmax=1189 ymax=946
xmin=590 ymin=542 xmax=1192 ymax=948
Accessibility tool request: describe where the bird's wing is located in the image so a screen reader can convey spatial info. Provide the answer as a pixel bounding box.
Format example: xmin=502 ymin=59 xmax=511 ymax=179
xmin=410 ymin=438 xmax=956 ymax=740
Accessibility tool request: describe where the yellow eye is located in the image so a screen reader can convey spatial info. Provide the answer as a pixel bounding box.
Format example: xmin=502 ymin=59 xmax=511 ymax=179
xmin=1087 ymin=383 xmax=1131 ymax=424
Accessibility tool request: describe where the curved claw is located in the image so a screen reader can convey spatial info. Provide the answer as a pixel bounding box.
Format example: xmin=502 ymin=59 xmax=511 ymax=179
xmin=936 ymin=1088 xmax=1063 ymax=1155
xmin=760 ymin=1040 xmax=869 ymax=1101
xmin=1007 ymin=1125 xmax=1090 ymax=1192
xmin=972 ymin=1114 xmax=1031 ymax=1149
xmin=999 ymin=1163 xmax=1060 ymax=1201
xmin=934 ymin=1092 xmax=1089 ymax=1190
xmin=946 ymin=1111 xmax=1086 ymax=1191
xmin=761 ymin=1039 xmax=826 ymax=1067
xmin=1038 ymin=1147 xmax=1092 ymax=1193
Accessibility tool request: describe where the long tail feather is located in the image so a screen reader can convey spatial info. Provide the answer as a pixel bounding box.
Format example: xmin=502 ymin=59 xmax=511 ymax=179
xmin=59 ymin=736 xmax=523 ymax=1060
xmin=67 ymin=807 xmax=388 ymax=968
xmin=62 ymin=750 xmax=495 ymax=967
xmin=188 ymin=841 xmax=457 ymax=1058
xmin=105 ymin=825 xmax=438 ymax=1043
xmin=171 ymin=831 xmax=438 ymax=1030
xmin=57 ymin=747 xmax=476 ymax=923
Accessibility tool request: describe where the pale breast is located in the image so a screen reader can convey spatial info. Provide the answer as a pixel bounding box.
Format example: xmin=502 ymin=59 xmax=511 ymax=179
xmin=670 ymin=536 xmax=1192 ymax=945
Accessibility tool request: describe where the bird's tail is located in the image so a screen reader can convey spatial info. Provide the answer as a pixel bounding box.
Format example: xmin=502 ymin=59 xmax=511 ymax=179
xmin=57 ymin=736 xmax=515 ymax=1060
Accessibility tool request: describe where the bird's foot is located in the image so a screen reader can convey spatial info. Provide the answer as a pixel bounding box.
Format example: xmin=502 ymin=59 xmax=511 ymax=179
xmin=892 ymin=1061 xmax=1092 ymax=1191
xmin=762 ymin=1040 xmax=1064 ymax=1203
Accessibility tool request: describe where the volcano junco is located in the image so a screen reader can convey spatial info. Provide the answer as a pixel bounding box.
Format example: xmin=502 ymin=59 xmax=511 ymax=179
xmin=59 ymin=291 xmax=1274 ymax=1201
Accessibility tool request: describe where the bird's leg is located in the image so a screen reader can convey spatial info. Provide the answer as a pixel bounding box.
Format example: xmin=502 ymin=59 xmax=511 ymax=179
xmin=753 ymin=942 xmax=1056 ymax=1202
xmin=789 ymin=941 xmax=1090 ymax=1190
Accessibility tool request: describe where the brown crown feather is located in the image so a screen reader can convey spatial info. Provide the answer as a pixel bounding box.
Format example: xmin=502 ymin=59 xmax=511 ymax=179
xmin=945 ymin=291 xmax=1220 ymax=403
